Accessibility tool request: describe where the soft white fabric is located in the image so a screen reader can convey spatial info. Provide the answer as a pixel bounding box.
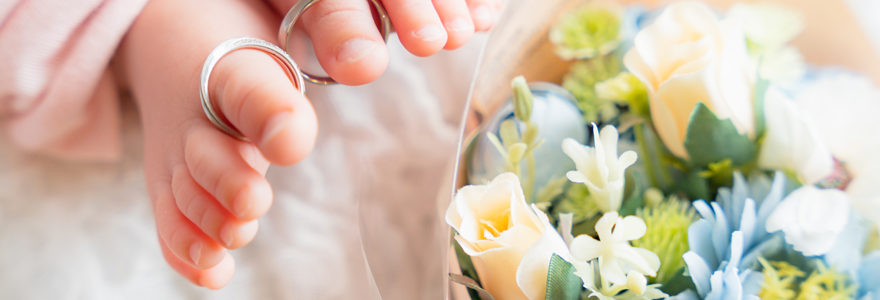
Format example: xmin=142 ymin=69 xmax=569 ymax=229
xmin=0 ymin=35 xmax=482 ymax=299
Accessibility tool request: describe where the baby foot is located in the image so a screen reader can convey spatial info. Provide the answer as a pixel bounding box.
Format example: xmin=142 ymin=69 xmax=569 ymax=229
xmin=265 ymin=0 xmax=504 ymax=85
xmin=119 ymin=0 xmax=317 ymax=288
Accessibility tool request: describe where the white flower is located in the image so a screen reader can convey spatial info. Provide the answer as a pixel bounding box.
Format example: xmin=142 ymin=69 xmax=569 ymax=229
xmin=728 ymin=2 xmax=804 ymax=52
xmin=796 ymin=73 xmax=880 ymax=223
xmin=562 ymin=125 xmax=637 ymax=212
xmin=624 ymin=1 xmax=755 ymax=159
xmin=446 ymin=173 xmax=569 ymax=300
xmin=570 ymin=212 xmax=660 ymax=287
xmin=728 ymin=3 xmax=807 ymax=84
xmin=757 ymin=86 xmax=833 ymax=185
xmin=766 ymin=186 xmax=850 ymax=256
xmin=758 ymin=46 xmax=807 ymax=84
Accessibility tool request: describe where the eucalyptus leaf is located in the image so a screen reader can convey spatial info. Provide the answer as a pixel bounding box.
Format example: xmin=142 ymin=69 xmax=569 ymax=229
xmin=683 ymin=102 xmax=756 ymax=167
xmin=545 ymin=254 xmax=583 ymax=300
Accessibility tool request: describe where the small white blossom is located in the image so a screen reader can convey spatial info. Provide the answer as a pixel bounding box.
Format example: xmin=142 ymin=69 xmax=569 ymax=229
xmin=562 ymin=125 xmax=637 ymax=212
xmin=570 ymin=212 xmax=660 ymax=286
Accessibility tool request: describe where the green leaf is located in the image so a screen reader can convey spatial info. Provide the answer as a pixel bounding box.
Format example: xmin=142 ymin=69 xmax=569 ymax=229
xmin=449 ymin=273 xmax=495 ymax=300
xmin=679 ymin=170 xmax=710 ymax=201
xmin=454 ymin=241 xmax=483 ymax=300
xmin=683 ymin=102 xmax=756 ymax=167
xmin=535 ymin=177 xmax=569 ymax=204
xmin=659 ymin=267 xmax=696 ymax=295
xmin=499 ymin=120 xmax=520 ymax=148
xmin=508 ymin=143 xmax=528 ymax=164
xmin=699 ymin=159 xmax=735 ymax=187
xmin=545 ymin=254 xmax=583 ymax=300
xmin=618 ymin=171 xmax=644 ymax=216
xmin=753 ymin=77 xmax=770 ymax=139
xmin=522 ymin=123 xmax=539 ymax=145
xmin=486 ymin=133 xmax=509 ymax=160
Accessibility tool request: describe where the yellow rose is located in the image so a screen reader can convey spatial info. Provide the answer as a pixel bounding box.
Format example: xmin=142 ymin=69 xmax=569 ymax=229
xmin=623 ymin=2 xmax=754 ymax=158
xmin=446 ymin=173 xmax=569 ymax=300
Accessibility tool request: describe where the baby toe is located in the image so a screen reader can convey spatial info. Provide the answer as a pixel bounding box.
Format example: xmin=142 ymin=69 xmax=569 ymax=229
xmin=383 ymin=0 xmax=448 ymax=56
xmin=434 ymin=0 xmax=475 ymax=49
xmin=153 ymin=187 xmax=227 ymax=269
xmin=211 ymin=49 xmax=318 ymax=165
xmin=171 ymin=166 xmax=260 ymax=249
xmin=159 ymin=239 xmax=235 ymax=289
xmin=466 ymin=0 xmax=501 ymax=31
xmin=184 ymin=125 xmax=273 ymax=221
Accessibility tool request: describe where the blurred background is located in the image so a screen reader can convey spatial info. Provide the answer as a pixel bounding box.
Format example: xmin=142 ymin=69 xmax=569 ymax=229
xmin=1 ymin=0 xmax=878 ymax=299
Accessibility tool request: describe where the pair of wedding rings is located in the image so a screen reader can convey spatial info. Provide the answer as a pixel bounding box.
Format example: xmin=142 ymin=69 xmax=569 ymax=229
xmin=201 ymin=0 xmax=393 ymax=139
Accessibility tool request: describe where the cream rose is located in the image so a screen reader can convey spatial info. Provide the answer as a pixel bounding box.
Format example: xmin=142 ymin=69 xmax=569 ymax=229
xmin=446 ymin=173 xmax=569 ymax=300
xmin=624 ymin=2 xmax=755 ymax=158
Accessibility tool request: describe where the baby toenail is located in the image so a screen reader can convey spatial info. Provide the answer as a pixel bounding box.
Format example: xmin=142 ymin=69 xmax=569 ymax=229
xmin=220 ymin=223 xmax=235 ymax=248
xmin=233 ymin=191 xmax=253 ymax=219
xmin=472 ymin=6 xmax=494 ymax=24
xmin=412 ymin=24 xmax=446 ymax=42
xmin=260 ymin=111 xmax=292 ymax=148
xmin=337 ymin=38 xmax=379 ymax=63
xmin=190 ymin=242 xmax=203 ymax=266
xmin=233 ymin=182 xmax=271 ymax=219
xmin=445 ymin=19 xmax=473 ymax=33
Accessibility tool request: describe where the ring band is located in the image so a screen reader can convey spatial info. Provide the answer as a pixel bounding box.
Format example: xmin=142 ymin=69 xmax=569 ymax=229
xmin=200 ymin=37 xmax=306 ymax=140
xmin=278 ymin=0 xmax=393 ymax=85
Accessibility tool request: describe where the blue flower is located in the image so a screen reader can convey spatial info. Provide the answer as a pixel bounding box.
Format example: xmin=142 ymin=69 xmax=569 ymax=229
xmin=678 ymin=172 xmax=790 ymax=299
xmin=857 ymin=251 xmax=880 ymax=299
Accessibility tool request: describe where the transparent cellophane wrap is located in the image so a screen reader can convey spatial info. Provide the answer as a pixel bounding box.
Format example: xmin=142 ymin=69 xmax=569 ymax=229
xmin=437 ymin=0 xmax=880 ymax=299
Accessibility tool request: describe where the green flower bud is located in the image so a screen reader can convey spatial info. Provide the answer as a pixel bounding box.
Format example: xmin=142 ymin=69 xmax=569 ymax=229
xmin=511 ymin=76 xmax=533 ymax=122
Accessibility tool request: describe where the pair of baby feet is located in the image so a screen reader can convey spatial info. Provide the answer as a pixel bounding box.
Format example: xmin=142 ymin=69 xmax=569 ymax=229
xmin=116 ymin=0 xmax=500 ymax=289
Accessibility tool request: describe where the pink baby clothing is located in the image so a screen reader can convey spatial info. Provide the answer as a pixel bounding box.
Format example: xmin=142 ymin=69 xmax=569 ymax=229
xmin=0 ymin=0 xmax=148 ymax=161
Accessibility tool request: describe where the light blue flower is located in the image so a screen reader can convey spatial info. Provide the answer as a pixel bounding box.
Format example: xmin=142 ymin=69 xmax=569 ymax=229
xmin=857 ymin=251 xmax=880 ymax=299
xmin=678 ymin=172 xmax=790 ymax=299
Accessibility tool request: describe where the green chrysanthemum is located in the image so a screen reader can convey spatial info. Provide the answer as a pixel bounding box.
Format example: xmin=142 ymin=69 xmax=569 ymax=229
xmin=595 ymin=72 xmax=649 ymax=118
xmin=562 ymin=55 xmax=622 ymax=123
xmin=552 ymin=183 xmax=600 ymax=224
xmin=631 ymin=193 xmax=696 ymax=284
xmin=549 ymin=3 xmax=623 ymax=60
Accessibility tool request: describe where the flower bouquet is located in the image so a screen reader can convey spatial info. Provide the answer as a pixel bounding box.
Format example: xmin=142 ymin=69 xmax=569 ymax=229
xmin=445 ymin=0 xmax=880 ymax=299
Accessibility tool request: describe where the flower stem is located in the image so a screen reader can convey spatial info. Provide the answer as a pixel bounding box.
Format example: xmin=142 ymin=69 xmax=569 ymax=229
xmin=651 ymin=130 xmax=675 ymax=188
xmin=525 ymin=151 xmax=536 ymax=201
xmin=635 ymin=123 xmax=659 ymax=188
